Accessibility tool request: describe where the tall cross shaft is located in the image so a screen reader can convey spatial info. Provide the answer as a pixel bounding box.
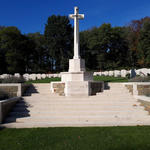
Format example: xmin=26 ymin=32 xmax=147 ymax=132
xmin=69 ymin=7 xmax=84 ymax=59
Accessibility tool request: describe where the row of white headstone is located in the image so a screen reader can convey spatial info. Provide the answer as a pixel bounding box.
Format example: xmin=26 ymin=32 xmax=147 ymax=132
xmin=0 ymin=68 xmax=150 ymax=81
xmin=94 ymin=68 xmax=150 ymax=77
xmin=0 ymin=73 xmax=61 ymax=81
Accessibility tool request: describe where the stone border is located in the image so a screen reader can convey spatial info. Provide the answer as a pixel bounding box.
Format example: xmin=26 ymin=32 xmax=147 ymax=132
xmin=0 ymin=83 xmax=31 ymax=97
xmin=0 ymin=97 xmax=20 ymax=123
xmin=0 ymin=84 xmax=22 ymax=97
xmin=134 ymin=95 xmax=150 ymax=102
xmin=122 ymin=82 xmax=150 ymax=96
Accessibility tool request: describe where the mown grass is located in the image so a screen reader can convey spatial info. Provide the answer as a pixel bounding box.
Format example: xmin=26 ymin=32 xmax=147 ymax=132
xmin=25 ymin=76 xmax=128 ymax=83
xmin=93 ymin=76 xmax=128 ymax=82
xmin=0 ymin=126 xmax=150 ymax=150
xmin=25 ymin=77 xmax=61 ymax=84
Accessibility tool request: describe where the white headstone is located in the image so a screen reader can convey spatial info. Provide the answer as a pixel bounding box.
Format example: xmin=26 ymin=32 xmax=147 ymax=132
xmin=108 ymin=71 xmax=114 ymax=76
xmin=41 ymin=74 xmax=46 ymax=79
xmin=36 ymin=74 xmax=42 ymax=79
xmin=121 ymin=70 xmax=127 ymax=77
xmin=14 ymin=73 xmax=20 ymax=78
xmin=114 ymin=70 xmax=121 ymax=77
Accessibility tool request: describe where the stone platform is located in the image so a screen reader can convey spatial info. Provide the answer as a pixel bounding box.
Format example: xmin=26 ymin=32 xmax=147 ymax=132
xmin=51 ymin=81 xmax=104 ymax=97
xmin=2 ymin=83 xmax=150 ymax=128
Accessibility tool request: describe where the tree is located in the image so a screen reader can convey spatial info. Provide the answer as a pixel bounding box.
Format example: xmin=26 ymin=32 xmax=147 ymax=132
xmin=44 ymin=15 xmax=73 ymax=72
xmin=138 ymin=20 xmax=150 ymax=67
xmin=80 ymin=24 xmax=130 ymax=71
xmin=27 ymin=32 xmax=48 ymax=73
xmin=106 ymin=27 xmax=130 ymax=70
xmin=0 ymin=27 xmax=33 ymax=74
xmin=127 ymin=17 xmax=150 ymax=67
xmin=0 ymin=47 xmax=7 ymax=74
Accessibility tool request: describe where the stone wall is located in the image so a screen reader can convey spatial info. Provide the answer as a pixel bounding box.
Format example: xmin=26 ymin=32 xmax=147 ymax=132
xmin=137 ymin=85 xmax=150 ymax=96
xmin=0 ymin=84 xmax=30 ymax=97
xmin=50 ymin=82 xmax=65 ymax=96
xmin=0 ymin=97 xmax=20 ymax=123
xmin=0 ymin=86 xmax=18 ymax=97
xmin=123 ymin=83 xmax=150 ymax=96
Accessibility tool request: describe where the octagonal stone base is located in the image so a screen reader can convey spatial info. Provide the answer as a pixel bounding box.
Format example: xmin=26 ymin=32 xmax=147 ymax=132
xmin=61 ymin=71 xmax=93 ymax=82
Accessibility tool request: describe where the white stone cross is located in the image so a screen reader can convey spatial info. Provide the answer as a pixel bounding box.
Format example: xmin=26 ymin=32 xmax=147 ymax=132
xmin=69 ymin=7 xmax=84 ymax=59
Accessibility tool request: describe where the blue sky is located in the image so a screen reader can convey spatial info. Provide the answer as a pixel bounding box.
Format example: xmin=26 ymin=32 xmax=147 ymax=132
xmin=0 ymin=0 xmax=150 ymax=34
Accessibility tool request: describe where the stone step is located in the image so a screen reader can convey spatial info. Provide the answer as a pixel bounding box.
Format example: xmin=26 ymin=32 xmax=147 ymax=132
xmin=102 ymin=91 xmax=130 ymax=94
xmin=3 ymin=82 xmax=150 ymax=128
xmin=14 ymin=102 xmax=141 ymax=107
xmin=9 ymin=110 xmax=148 ymax=117
xmin=22 ymin=99 xmax=137 ymax=102
xmin=96 ymin=93 xmax=132 ymax=97
xmin=5 ymin=115 xmax=150 ymax=124
xmin=22 ymin=97 xmax=137 ymax=100
xmin=12 ymin=105 xmax=145 ymax=112
xmin=3 ymin=120 xmax=150 ymax=128
xmin=23 ymin=94 xmax=134 ymax=98
xmin=15 ymin=101 xmax=140 ymax=106
xmin=20 ymin=100 xmax=138 ymax=104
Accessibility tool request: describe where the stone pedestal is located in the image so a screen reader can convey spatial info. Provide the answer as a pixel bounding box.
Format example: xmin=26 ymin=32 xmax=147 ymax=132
xmin=69 ymin=59 xmax=85 ymax=72
xmin=61 ymin=71 xmax=93 ymax=82
xmin=50 ymin=58 xmax=104 ymax=97
xmin=65 ymin=81 xmax=90 ymax=97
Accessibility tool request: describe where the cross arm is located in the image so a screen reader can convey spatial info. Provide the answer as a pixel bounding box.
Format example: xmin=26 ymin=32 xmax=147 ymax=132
xmin=69 ymin=14 xmax=85 ymax=19
xmin=69 ymin=14 xmax=75 ymax=19
xmin=78 ymin=14 xmax=84 ymax=19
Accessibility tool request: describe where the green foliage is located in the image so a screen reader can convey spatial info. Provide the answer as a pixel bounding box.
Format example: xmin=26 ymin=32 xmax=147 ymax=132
xmin=1 ymin=127 xmax=150 ymax=150
xmin=94 ymin=75 xmax=128 ymax=82
xmin=80 ymin=24 xmax=131 ymax=71
xmin=127 ymin=17 xmax=150 ymax=67
xmin=0 ymin=27 xmax=34 ymax=74
xmin=27 ymin=33 xmax=47 ymax=73
xmin=44 ymin=15 xmax=73 ymax=72
xmin=25 ymin=76 xmax=127 ymax=83
xmin=138 ymin=20 xmax=150 ymax=67
xmin=25 ymin=77 xmax=61 ymax=83
xmin=1 ymin=76 xmax=25 ymax=83
xmin=0 ymin=16 xmax=150 ymax=74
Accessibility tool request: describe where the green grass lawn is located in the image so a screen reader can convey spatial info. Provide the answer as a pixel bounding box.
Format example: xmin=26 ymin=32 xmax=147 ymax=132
xmin=25 ymin=76 xmax=128 ymax=83
xmin=25 ymin=77 xmax=61 ymax=84
xmin=93 ymin=76 xmax=128 ymax=82
xmin=0 ymin=126 xmax=150 ymax=150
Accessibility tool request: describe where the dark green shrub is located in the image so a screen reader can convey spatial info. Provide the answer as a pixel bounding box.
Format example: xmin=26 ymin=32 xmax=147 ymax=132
xmin=1 ymin=76 xmax=25 ymax=83
xmin=0 ymin=89 xmax=9 ymax=100
xmin=129 ymin=76 xmax=150 ymax=82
